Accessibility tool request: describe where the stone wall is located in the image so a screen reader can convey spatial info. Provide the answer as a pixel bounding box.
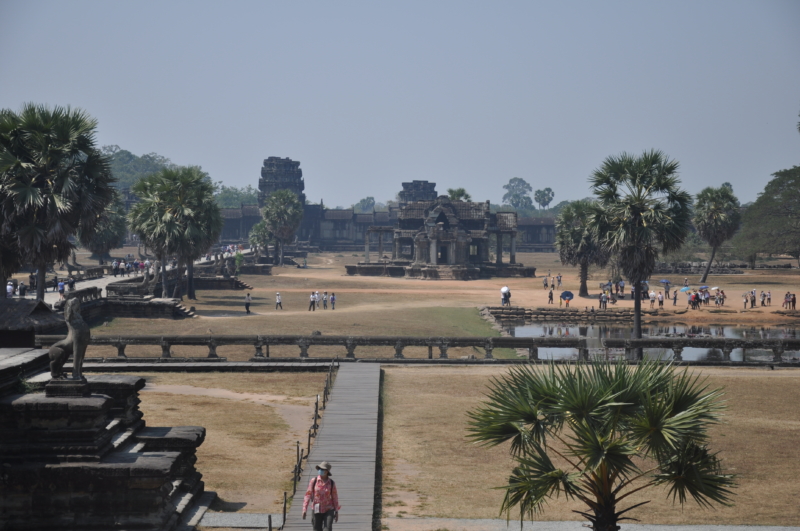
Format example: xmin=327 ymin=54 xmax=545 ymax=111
xmin=80 ymin=298 xmax=186 ymax=324
xmin=487 ymin=305 xmax=637 ymax=323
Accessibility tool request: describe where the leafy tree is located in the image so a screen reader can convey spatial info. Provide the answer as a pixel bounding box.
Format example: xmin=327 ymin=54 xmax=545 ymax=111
xmin=467 ymin=362 xmax=736 ymax=531
xmin=555 ymin=200 xmax=610 ymax=297
xmin=353 ymin=196 xmax=376 ymax=213
xmin=590 ymin=150 xmax=692 ymax=357
xmin=248 ymin=219 xmax=273 ymax=259
xmin=128 ymin=166 xmax=222 ymax=299
xmin=261 ymin=189 xmax=303 ymax=266
xmin=214 ymin=183 xmax=258 ymax=208
xmin=693 ymin=185 xmax=741 ymax=283
xmin=101 ymin=145 xmax=173 ymax=189
xmin=534 ymin=187 xmax=555 ymax=210
xmin=447 ymin=187 xmax=472 ymax=201
xmin=79 ymin=190 xmax=128 ymax=260
xmin=502 ymin=177 xmax=533 ymax=209
xmin=0 ymin=104 xmax=115 ymax=300
xmin=730 ymin=166 xmax=800 ymax=267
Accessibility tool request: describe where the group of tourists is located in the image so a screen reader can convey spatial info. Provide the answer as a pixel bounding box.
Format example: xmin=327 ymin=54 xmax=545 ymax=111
xmin=782 ymin=292 xmax=797 ymax=310
xmin=500 ymin=286 xmax=512 ymax=306
xmin=308 ymin=291 xmax=336 ymax=311
xmin=110 ymin=258 xmax=155 ymax=277
xmin=541 ymin=271 xmax=562 ymax=291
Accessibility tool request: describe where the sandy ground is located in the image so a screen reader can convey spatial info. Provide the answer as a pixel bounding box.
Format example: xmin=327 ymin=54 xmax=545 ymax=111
xmin=126 ymin=372 xmax=327 ymax=513
xmin=381 ymin=365 xmax=800 ymax=527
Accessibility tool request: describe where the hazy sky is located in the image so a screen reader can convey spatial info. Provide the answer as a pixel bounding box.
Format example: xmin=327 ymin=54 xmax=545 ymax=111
xmin=1 ymin=1 xmax=798 ymax=207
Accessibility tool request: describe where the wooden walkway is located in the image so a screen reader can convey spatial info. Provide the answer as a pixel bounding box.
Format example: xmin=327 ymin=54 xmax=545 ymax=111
xmin=283 ymin=364 xmax=380 ymax=531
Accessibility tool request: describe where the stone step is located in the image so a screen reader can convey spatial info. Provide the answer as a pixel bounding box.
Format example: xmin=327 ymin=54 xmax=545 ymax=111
xmin=181 ymin=491 xmax=217 ymax=529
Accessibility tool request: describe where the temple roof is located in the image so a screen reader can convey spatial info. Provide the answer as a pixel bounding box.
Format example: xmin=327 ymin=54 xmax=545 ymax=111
xmin=0 ymin=300 xmax=63 ymax=332
xmin=324 ymin=209 xmax=354 ymax=220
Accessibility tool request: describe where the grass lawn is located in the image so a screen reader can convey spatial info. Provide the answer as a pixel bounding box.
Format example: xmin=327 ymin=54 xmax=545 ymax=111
xmin=380 ymin=365 xmax=800 ymax=526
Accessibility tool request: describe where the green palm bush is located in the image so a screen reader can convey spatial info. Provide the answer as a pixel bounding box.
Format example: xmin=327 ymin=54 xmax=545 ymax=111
xmin=467 ymin=362 xmax=735 ymax=531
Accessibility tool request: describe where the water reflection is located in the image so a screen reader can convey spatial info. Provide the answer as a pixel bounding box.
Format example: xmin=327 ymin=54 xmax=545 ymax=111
xmin=506 ymin=323 xmax=799 ymax=361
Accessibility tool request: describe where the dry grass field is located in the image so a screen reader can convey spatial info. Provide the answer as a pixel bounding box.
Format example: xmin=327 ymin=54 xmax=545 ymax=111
xmin=83 ymin=251 xmax=800 ymax=360
xmin=381 ymin=365 xmax=800 ymax=526
xmin=127 ymin=372 xmax=327 ymax=513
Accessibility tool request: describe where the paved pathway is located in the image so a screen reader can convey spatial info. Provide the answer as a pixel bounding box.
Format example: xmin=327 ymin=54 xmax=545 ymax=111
xmin=282 ymin=363 xmax=380 ymax=531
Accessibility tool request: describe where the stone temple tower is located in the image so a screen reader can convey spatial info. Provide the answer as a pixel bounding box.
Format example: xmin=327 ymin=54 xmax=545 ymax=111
xmin=258 ymin=157 xmax=306 ymax=207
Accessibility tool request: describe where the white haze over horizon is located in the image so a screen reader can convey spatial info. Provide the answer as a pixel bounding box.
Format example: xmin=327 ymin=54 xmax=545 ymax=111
xmin=1 ymin=0 xmax=799 ymax=208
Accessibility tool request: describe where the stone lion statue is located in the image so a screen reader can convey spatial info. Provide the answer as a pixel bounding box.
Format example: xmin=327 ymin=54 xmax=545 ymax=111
xmin=49 ymin=298 xmax=91 ymax=380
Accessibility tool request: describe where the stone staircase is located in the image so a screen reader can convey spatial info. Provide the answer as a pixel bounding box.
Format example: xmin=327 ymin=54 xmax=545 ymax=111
xmin=174 ymin=302 xmax=198 ymax=319
xmin=234 ymin=278 xmax=254 ymax=290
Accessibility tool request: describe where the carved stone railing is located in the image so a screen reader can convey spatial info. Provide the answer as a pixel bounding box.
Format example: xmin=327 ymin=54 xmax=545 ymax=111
xmin=33 ymin=334 xmax=800 ymax=363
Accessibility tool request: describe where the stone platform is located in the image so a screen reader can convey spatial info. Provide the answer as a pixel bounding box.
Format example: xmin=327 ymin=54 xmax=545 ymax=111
xmin=0 ymin=348 xmax=211 ymax=531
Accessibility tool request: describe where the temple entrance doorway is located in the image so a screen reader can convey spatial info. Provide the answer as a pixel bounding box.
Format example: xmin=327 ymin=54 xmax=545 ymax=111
xmin=438 ymin=246 xmax=448 ymax=264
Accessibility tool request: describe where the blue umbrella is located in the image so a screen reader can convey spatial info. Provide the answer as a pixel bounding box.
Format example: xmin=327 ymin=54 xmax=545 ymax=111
xmin=680 ymin=286 xmax=691 ymax=292
xmin=699 ymin=285 xmax=709 ymax=290
xmin=560 ymin=291 xmax=574 ymax=300
xmin=660 ymin=279 xmax=671 ymax=284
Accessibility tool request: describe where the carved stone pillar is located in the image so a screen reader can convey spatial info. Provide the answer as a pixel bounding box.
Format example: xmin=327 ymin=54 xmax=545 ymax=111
xmin=722 ymin=347 xmax=732 ymax=361
xmin=394 ymin=341 xmax=405 ymax=359
xmin=449 ymin=241 xmax=456 ymax=265
xmin=345 ymin=337 xmax=356 ymax=359
xmin=484 ymin=339 xmax=494 ymax=359
xmin=160 ymin=339 xmax=171 ymax=358
xmin=298 ymin=339 xmax=310 ymax=358
xmin=495 ymin=233 xmax=503 ymax=264
xmin=430 ymin=238 xmax=438 ymax=265
xmin=392 ymin=236 xmax=398 ymax=260
xmin=207 ymin=339 xmax=218 ymax=358
xmin=377 ymin=232 xmax=383 ymax=261
xmin=528 ymin=346 xmax=538 ymax=361
xmin=510 ymin=232 xmax=517 ymax=264
xmin=364 ymin=232 xmax=370 ymax=263
xmin=772 ymin=346 xmax=784 ymax=362
xmin=672 ymin=347 xmax=683 ymax=361
xmin=439 ymin=341 xmax=449 ymax=359
xmin=254 ymin=337 xmax=265 ymax=358
xmin=116 ymin=342 xmax=127 ymax=358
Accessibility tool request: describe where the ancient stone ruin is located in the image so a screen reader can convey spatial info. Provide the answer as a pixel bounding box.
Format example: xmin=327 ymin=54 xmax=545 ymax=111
xmin=346 ymin=195 xmax=536 ymax=279
xmin=0 ymin=301 xmax=210 ymax=530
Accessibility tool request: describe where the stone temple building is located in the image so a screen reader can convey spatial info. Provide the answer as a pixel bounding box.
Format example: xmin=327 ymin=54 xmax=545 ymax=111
xmin=215 ymin=156 xmax=556 ymax=253
xmin=345 ymin=195 xmax=536 ymax=279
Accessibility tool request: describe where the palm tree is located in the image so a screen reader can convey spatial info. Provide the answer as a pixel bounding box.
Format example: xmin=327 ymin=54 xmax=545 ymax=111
xmin=0 ymin=104 xmax=115 ymax=300
xmin=555 ymin=200 xmax=610 ymax=297
xmin=447 ymin=187 xmax=472 ymax=201
xmin=128 ymin=167 xmax=222 ymax=299
xmin=248 ymin=219 xmax=273 ymax=260
xmin=590 ymin=151 xmax=692 ymax=357
xmin=694 ymin=186 xmax=741 ymax=283
xmin=467 ymin=362 xmax=736 ymax=531
xmin=261 ymin=189 xmax=303 ymax=266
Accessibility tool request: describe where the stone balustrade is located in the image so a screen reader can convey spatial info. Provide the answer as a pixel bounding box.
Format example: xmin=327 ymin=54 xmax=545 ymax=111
xmin=33 ymin=334 xmax=800 ymax=363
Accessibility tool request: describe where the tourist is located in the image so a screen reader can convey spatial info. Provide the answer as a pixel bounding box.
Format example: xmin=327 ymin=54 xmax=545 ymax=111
xmin=720 ymin=290 xmax=726 ymax=306
xmin=275 ymin=292 xmax=283 ymax=310
xmin=750 ymin=292 xmax=756 ymax=309
xmin=556 ymin=274 xmax=562 ymax=287
xmin=18 ymin=282 xmax=27 ymax=297
xmin=302 ymin=461 xmax=340 ymax=530
xmin=330 ymin=293 xmax=336 ymax=310
xmin=684 ymin=278 xmax=689 ymax=287
xmin=743 ymin=293 xmax=748 ymax=310
xmin=548 ymin=289 xmax=553 ymax=304
xmin=767 ymin=291 xmax=771 ymax=306
xmin=316 ymin=291 xmax=321 ymax=309
xmin=658 ymin=291 xmax=664 ymax=308
xmin=51 ymin=275 xmax=58 ymax=292
xmin=309 ymin=292 xmax=316 ymax=311
xmin=672 ymin=290 xmax=677 ymax=306
xmin=600 ymin=291 xmax=606 ymax=309
xmin=57 ymin=280 xmax=65 ymax=300
xmin=550 ymin=278 xmax=555 ymax=290
xmin=6 ymin=282 xmax=12 ymax=298
xmin=649 ymin=290 xmax=656 ymax=309
xmin=792 ymin=293 xmax=797 ymax=310
xmin=323 ymin=291 xmax=328 ymax=310
xmin=760 ymin=291 xmax=766 ymax=307
xmin=542 ymin=276 xmax=548 ymax=290
xmin=506 ymin=288 xmax=512 ymax=306
xmin=245 ymin=292 xmax=252 ymax=314
xmin=68 ymin=276 xmax=75 ymax=291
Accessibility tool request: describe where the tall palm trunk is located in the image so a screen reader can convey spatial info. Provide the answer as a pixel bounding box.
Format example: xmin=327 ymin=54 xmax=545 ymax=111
xmin=699 ymin=245 xmax=717 ymax=283
xmin=187 ymin=259 xmax=196 ymax=300
xmin=278 ymin=239 xmax=284 ymax=267
xmin=633 ymin=283 xmax=643 ymax=360
xmin=579 ymin=260 xmax=589 ymax=297
xmin=36 ymin=262 xmax=47 ymax=301
xmin=160 ymin=254 xmax=168 ymax=299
